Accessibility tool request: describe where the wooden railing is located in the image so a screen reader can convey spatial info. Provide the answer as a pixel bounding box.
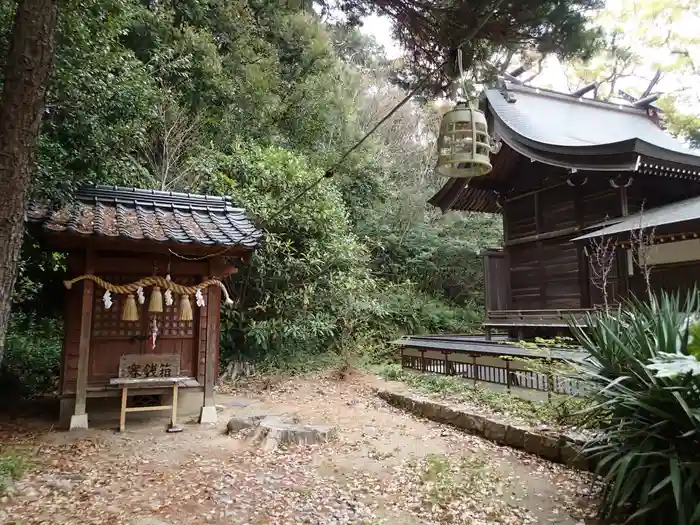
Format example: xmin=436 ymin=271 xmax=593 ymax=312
xmin=484 ymin=308 xmax=595 ymax=328
xmin=401 ymin=350 xmax=588 ymax=397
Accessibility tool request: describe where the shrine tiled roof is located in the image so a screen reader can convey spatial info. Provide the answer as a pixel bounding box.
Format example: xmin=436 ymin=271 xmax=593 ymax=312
xmin=27 ymin=185 xmax=263 ymax=249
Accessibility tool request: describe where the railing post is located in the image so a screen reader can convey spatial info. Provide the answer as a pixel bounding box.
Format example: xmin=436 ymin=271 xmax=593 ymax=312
xmin=506 ymin=359 xmax=511 ymax=390
xmin=472 ymin=355 xmax=478 ymax=386
xmin=420 ymin=350 xmax=426 ymax=372
xmin=546 ymin=356 xmax=554 ymax=403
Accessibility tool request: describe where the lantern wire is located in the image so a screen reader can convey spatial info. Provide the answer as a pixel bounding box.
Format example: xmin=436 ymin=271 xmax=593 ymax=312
xmin=456 ymin=48 xmax=471 ymax=105
xmin=169 ymin=0 xmax=506 ymax=262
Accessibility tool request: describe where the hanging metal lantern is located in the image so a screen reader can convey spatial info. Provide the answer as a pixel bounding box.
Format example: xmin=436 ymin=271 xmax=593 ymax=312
xmin=435 ymin=102 xmax=493 ymax=178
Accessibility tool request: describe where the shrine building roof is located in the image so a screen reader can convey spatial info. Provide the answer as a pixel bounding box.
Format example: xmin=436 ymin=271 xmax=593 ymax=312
xmin=429 ymin=81 xmax=700 ymax=214
xmin=573 ymin=194 xmax=700 ymax=241
xmin=485 ymin=81 xmax=700 ymax=169
xmin=28 ymin=185 xmax=263 ymax=250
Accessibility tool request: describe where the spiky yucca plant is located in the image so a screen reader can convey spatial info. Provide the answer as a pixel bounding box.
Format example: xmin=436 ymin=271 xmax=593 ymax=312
xmin=570 ymin=290 xmax=700 ymax=525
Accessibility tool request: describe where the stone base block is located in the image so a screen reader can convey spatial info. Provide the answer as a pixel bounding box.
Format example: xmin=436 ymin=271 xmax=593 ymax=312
xmin=199 ymin=405 xmax=218 ymax=424
xmin=69 ymin=413 xmax=88 ymax=430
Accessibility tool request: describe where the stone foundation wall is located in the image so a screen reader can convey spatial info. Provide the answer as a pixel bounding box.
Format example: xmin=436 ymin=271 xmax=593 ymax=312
xmin=377 ymin=389 xmax=591 ymax=472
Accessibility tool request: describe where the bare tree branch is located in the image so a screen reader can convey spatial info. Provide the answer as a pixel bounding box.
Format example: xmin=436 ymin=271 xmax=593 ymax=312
xmin=587 ymin=226 xmax=616 ymax=311
xmin=140 ymin=96 xmax=204 ymax=192
xmin=629 ymin=203 xmax=657 ymax=298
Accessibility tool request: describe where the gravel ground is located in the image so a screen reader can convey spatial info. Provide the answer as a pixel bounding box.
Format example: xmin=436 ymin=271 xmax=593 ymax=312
xmin=0 ymin=372 xmax=598 ymax=525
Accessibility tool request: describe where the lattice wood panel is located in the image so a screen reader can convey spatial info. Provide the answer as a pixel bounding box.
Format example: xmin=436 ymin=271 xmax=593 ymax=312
xmin=91 ymin=274 xmax=198 ymax=339
xmin=161 ymin=300 xmax=195 ymax=337
xmin=92 ymin=275 xmax=141 ymax=339
xmin=162 ymin=276 xmax=196 ymax=337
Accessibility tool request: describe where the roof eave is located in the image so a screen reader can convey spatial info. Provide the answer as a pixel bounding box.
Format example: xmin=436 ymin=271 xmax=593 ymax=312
xmin=29 ymin=223 xmax=263 ymax=253
xmin=634 ymin=141 xmax=700 ymax=169
xmin=494 ymin=125 xmax=638 ymax=172
xmin=491 ymin=113 xmax=641 ymax=163
xmin=573 ymin=195 xmax=700 ymax=241
xmin=485 ymin=90 xmax=700 ymax=171
xmin=427 ymin=178 xmax=467 ymax=212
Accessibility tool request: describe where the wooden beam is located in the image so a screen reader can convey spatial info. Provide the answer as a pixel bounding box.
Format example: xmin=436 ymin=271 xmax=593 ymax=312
xmin=204 ymin=283 xmax=219 ymax=408
xmin=196 ymin=275 xmax=207 ymax=385
xmin=534 ymin=192 xmax=547 ymax=309
xmin=200 ymin=257 xmax=224 ymax=424
xmin=124 ymin=405 xmax=173 ymax=413
xmin=501 ymin=201 xmax=511 ymax=310
xmin=504 ymin=226 xmax=581 ymax=247
xmin=502 ymin=200 xmax=511 ymax=243
xmin=504 ymin=182 xmax=568 ymax=204
xmin=120 ymin=387 xmax=128 ymax=432
xmin=574 ymin=188 xmax=591 ymax=308
xmin=70 ymin=248 xmax=94 ymax=430
xmin=93 ymin=255 xmax=209 ymax=276
xmin=618 ymin=185 xmax=631 ymax=299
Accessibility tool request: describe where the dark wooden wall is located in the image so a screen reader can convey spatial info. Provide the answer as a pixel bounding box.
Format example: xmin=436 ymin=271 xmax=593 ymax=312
xmin=61 ymin=252 xmax=220 ymax=394
xmin=502 ymin=173 xmax=622 ymax=310
xmin=629 ymin=260 xmax=700 ymax=299
xmin=499 ymin=168 xmax=700 ymax=311
xmin=482 ymin=251 xmax=510 ymax=311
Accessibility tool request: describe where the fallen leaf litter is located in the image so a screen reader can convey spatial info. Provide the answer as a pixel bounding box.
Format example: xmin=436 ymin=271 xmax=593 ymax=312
xmin=0 ymin=373 xmax=598 ymax=525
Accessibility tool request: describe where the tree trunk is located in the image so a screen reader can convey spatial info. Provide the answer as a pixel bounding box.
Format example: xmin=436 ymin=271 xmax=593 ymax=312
xmin=0 ymin=0 xmax=59 ymax=364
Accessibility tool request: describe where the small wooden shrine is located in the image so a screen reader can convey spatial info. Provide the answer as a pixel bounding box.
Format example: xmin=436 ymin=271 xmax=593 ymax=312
xmin=27 ymin=185 xmax=263 ymax=429
xmin=430 ymin=80 xmax=700 ymax=339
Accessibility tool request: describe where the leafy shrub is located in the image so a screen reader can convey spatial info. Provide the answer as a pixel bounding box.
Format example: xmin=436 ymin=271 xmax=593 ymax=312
xmin=0 ymin=312 xmax=62 ymax=399
xmin=368 ymin=281 xmax=480 ymax=337
xmin=211 ymin=143 xmax=379 ymax=367
xmin=571 ymin=291 xmax=700 ymax=524
xmin=211 ymin=144 xmax=482 ymax=373
xmin=0 ymin=450 xmax=30 ymax=493
xmin=378 ymin=362 xmax=404 ymax=380
xmin=372 ymin=364 xmax=577 ymax=427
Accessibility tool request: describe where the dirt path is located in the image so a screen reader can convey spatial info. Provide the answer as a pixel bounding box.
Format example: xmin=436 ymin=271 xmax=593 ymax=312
xmin=0 ymin=373 xmax=595 ymax=525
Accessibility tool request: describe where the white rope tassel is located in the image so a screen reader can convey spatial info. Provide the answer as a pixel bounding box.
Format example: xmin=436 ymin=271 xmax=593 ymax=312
xmin=102 ymin=290 xmax=113 ymax=309
xmin=164 ymin=274 xmax=174 ymax=306
xmin=195 ymin=288 xmax=205 ymax=307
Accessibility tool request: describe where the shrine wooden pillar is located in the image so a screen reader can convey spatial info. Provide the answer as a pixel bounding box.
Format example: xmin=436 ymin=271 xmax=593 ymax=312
xmin=199 ymin=256 xmax=225 ymax=424
xmin=70 ymin=248 xmax=95 ymax=430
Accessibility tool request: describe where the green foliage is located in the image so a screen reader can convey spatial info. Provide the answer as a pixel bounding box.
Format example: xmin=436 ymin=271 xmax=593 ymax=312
xmin=37 ymin=0 xmax=159 ymax=202
xmin=570 ymin=291 xmax=700 ymax=524
xmin=209 ymin=143 xmax=481 ymax=368
xmin=322 ymin=0 xmax=603 ymax=97
xmin=0 ymin=312 xmax=62 ymax=399
xmin=374 ymin=364 xmax=584 ymax=427
xmin=503 ymin=336 xmax=579 ymax=350
xmin=12 ymin=233 xmax=67 ymax=318
xmin=3 ymin=0 xmax=519 ymax=380
xmin=0 ymin=450 xmax=30 ymax=494
xmin=563 ymin=0 xmax=700 ymax=146
xmin=360 ymin=210 xmax=502 ymax=309
xmin=211 ymin=143 xmax=373 ymax=364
